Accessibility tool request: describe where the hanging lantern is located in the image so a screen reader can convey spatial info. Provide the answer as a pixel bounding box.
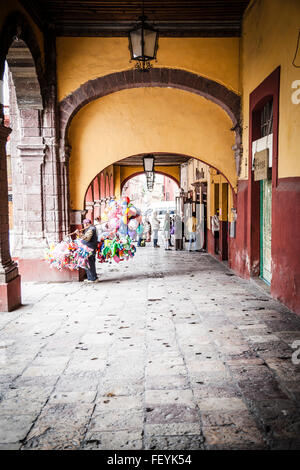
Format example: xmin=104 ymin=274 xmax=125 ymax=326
xmin=143 ymin=155 xmax=155 ymax=172
xmin=129 ymin=9 xmax=159 ymax=72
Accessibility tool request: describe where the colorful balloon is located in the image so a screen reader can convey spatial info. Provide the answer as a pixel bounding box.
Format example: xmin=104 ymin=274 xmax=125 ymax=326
xmin=128 ymin=218 xmax=139 ymax=231
xmin=128 ymin=229 xmax=136 ymax=239
xmin=128 ymin=206 xmax=137 ymax=217
xmin=109 ymin=217 xmax=119 ymax=230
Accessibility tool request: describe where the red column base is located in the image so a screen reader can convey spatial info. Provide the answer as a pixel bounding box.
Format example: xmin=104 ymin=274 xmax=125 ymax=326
xmin=16 ymin=259 xmax=86 ymax=282
xmin=207 ymin=228 xmax=219 ymax=260
xmin=0 ymin=275 xmax=21 ymax=312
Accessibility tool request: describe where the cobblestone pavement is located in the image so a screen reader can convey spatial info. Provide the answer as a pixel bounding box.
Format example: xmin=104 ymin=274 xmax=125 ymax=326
xmin=1 ymin=247 xmax=300 ymax=450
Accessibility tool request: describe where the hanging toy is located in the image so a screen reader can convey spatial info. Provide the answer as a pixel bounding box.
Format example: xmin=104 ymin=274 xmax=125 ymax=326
xmin=96 ymin=234 xmax=136 ymax=264
xmin=44 ymin=238 xmax=94 ymax=271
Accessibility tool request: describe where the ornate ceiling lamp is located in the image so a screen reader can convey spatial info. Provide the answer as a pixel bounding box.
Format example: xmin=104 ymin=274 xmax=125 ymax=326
xmin=143 ymin=154 xmax=155 ymax=191
xmin=129 ymin=1 xmax=159 ymax=72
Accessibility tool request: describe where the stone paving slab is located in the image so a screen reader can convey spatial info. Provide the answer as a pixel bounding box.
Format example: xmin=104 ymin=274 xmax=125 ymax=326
xmin=0 ymin=248 xmax=300 ymax=449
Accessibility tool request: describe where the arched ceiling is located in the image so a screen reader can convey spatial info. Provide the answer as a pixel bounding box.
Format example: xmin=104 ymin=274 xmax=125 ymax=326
xmin=68 ymin=86 xmax=237 ymax=209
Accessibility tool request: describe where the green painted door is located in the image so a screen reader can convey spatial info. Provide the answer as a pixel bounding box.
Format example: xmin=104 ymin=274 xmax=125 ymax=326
xmin=260 ymin=179 xmax=272 ymax=284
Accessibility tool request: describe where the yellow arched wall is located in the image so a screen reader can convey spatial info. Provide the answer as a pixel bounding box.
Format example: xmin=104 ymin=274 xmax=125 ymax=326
xmin=68 ymin=87 xmax=236 ymax=210
xmin=0 ymin=0 xmax=45 ymax=70
xmin=240 ymin=0 xmax=300 ymax=179
xmin=113 ymin=165 xmax=180 ymax=200
xmin=56 ymin=37 xmax=241 ymax=100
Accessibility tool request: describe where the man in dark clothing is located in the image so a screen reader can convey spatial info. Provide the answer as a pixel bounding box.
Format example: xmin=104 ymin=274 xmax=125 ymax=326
xmin=77 ymin=218 xmax=99 ymax=283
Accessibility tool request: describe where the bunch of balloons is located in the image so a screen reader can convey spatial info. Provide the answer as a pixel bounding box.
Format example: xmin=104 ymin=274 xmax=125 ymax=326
xmin=44 ymin=239 xmax=94 ymax=271
xmin=100 ymin=197 xmax=142 ymax=239
xmin=44 ymin=197 xmax=142 ymax=271
xmin=95 ymin=196 xmax=142 ymax=264
xmin=118 ymin=196 xmax=143 ymax=239
xmin=100 ymin=199 xmax=123 ymax=233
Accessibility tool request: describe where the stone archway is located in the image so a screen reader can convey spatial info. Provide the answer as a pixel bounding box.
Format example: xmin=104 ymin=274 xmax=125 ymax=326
xmin=59 ymin=68 xmax=242 ymax=174
xmin=0 ymin=12 xmax=44 ymax=103
xmin=60 ymin=69 xmax=242 ymax=235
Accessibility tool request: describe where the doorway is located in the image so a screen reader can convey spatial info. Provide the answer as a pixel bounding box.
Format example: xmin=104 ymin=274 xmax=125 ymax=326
xmin=260 ymin=179 xmax=272 ymax=284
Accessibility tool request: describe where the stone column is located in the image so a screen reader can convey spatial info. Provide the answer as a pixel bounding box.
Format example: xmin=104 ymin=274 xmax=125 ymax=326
xmin=42 ymin=29 xmax=70 ymax=243
xmin=57 ymin=144 xmax=71 ymax=239
xmin=10 ymin=108 xmax=47 ymax=259
xmin=42 ymin=105 xmax=62 ymax=245
xmin=0 ymin=124 xmax=21 ymax=311
xmin=16 ymin=136 xmax=47 ymax=257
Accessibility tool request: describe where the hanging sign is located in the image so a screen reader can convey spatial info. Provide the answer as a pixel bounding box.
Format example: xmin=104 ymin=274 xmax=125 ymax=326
xmin=252 ymin=134 xmax=273 ymax=168
xmin=253 ymin=149 xmax=269 ymax=181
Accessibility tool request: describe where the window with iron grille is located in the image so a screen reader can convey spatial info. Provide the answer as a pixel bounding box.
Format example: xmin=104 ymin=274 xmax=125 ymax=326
xmin=261 ymin=99 xmax=273 ymax=137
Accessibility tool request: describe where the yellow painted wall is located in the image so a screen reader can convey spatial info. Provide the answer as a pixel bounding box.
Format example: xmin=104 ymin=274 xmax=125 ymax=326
xmin=68 ymin=87 xmax=236 ymax=210
xmin=186 ymin=158 xmax=209 ymax=192
xmin=0 ymin=0 xmax=45 ymax=70
xmin=56 ymin=36 xmax=241 ymax=101
xmin=209 ymin=170 xmax=231 ymax=221
xmin=119 ymin=165 xmax=180 ymax=187
xmin=240 ymin=0 xmax=300 ymax=179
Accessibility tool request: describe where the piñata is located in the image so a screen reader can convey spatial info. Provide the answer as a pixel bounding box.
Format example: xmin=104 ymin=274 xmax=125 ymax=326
xmin=97 ymin=235 xmax=136 ymax=263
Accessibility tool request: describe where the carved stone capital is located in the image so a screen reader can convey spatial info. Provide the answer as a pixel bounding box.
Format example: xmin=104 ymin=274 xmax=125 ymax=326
xmin=17 ymin=142 xmax=46 ymax=163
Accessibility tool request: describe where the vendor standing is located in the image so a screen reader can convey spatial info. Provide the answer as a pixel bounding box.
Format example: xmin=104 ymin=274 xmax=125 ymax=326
xmin=76 ymin=218 xmax=99 ymax=283
xmin=163 ymin=211 xmax=171 ymax=251
xmin=151 ymin=211 xmax=160 ymax=248
xmin=174 ymin=214 xmax=183 ymax=250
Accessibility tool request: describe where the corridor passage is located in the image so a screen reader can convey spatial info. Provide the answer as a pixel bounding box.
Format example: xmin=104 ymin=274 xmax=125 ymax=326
xmin=0 ymin=248 xmax=300 ymax=450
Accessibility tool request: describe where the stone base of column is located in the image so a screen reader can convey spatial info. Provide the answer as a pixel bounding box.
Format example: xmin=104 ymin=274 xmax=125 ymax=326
xmin=16 ymin=258 xmax=86 ymax=282
xmin=0 ymin=275 xmax=21 ymax=312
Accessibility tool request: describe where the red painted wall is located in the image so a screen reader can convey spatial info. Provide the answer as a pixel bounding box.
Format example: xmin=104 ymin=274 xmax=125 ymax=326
xmin=271 ymin=178 xmax=300 ymax=313
xmin=207 ymin=229 xmax=215 ymax=257
xmin=17 ymin=259 xmax=85 ymax=282
xmin=228 ymin=67 xmax=300 ymax=314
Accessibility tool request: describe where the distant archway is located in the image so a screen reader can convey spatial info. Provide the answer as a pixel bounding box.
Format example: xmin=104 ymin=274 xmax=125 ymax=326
xmin=0 ymin=11 xmax=44 ymax=113
xmin=121 ymin=170 xmax=180 ymax=191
